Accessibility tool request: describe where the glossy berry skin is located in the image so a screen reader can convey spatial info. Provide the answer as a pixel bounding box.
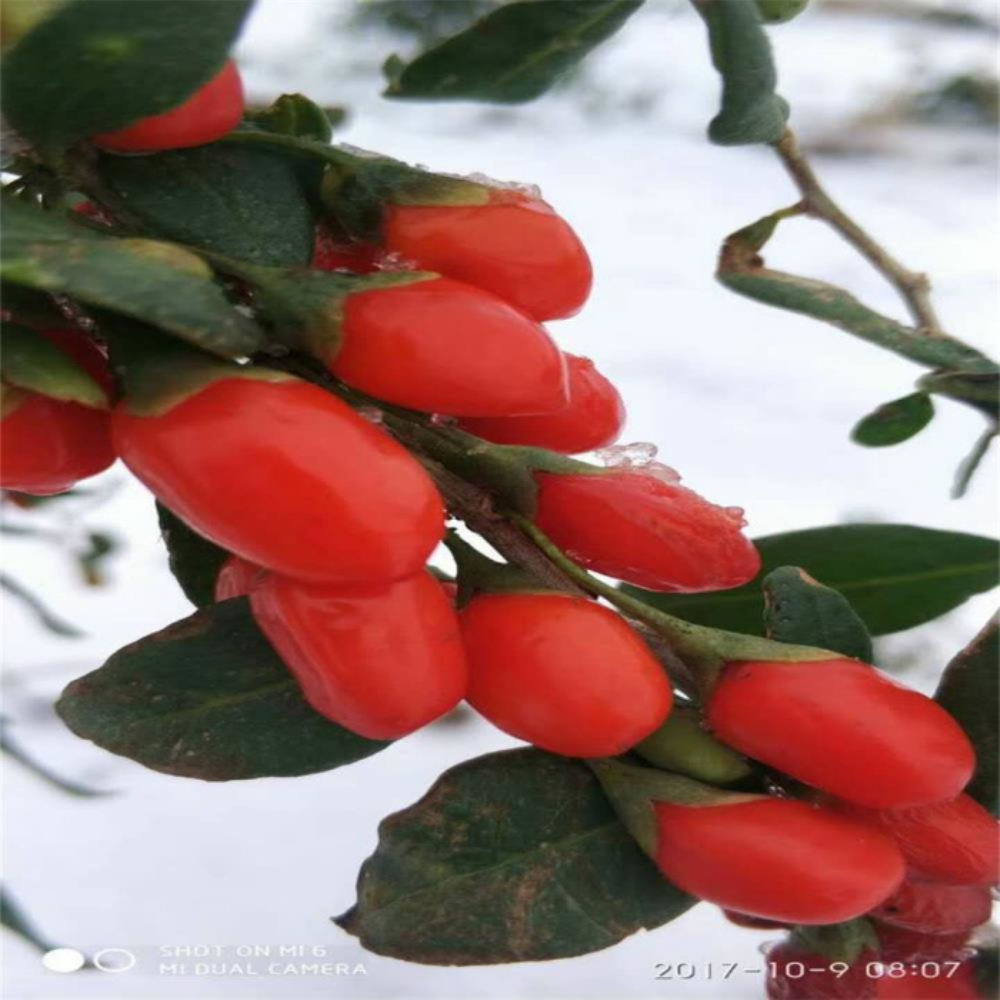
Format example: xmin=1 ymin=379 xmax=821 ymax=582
xmin=533 ymin=470 xmax=761 ymax=593
xmin=876 ymin=924 xmax=973 ymax=963
xmin=831 ymin=795 xmax=998 ymax=887
xmin=93 ymin=60 xmax=243 ymax=152
xmin=331 ymin=277 xmax=568 ymax=417
xmin=460 ymin=592 xmax=672 ymax=758
xmin=251 ymin=571 xmax=467 ymax=740
xmin=215 ymin=555 xmax=264 ymax=601
xmin=766 ymin=943 xmax=878 ymax=1000
xmin=112 ymin=377 xmax=444 ymax=583
xmin=1 ymin=389 xmax=115 ymax=495
xmin=871 ymin=878 xmax=992 ymax=936
xmin=311 ymin=225 xmax=379 ymax=274
xmin=383 ymin=191 xmax=592 ymax=321
xmin=459 ymin=354 xmax=626 ymax=454
xmin=707 ymin=659 xmax=976 ymax=809
xmin=653 ymin=797 xmax=904 ymax=925
xmin=875 ymin=959 xmax=980 ymax=999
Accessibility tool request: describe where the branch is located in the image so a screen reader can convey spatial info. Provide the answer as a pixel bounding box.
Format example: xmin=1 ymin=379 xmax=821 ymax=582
xmin=773 ymin=128 xmax=942 ymax=335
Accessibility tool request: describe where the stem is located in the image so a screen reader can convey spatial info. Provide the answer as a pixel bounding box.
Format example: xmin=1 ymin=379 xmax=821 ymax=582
xmin=773 ymin=128 xmax=942 ymax=334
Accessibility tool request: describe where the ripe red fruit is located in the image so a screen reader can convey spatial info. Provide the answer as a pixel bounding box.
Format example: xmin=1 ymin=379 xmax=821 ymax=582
xmin=460 ymin=592 xmax=672 ymax=757
xmin=311 ymin=225 xmax=379 ymax=274
xmin=36 ymin=328 xmax=113 ymax=390
xmin=871 ymin=878 xmax=992 ymax=936
xmin=215 ymin=554 xmax=264 ymax=601
xmin=532 ymin=470 xmax=761 ymax=592
xmin=1 ymin=388 xmax=115 ymax=495
xmin=653 ymin=797 xmax=904 ymax=924
xmin=330 ymin=277 xmax=568 ymax=417
xmin=383 ymin=190 xmax=592 ymax=321
xmin=93 ymin=60 xmax=243 ymax=152
xmin=876 ymin=924 xmax=973 ymax=963
xmin=707 ymin=658 xmax=976 ymax=809
xmin=875 ymin=959 xmax=980 ymax=999
xmin=831 ymin=795 xmax=998 ymax=887
xmin=459 ymin=354 xmax=626 ymax=453
xmin=112 ymin=377 xmax=444 ymax=583
xmin=766 ymin=942 xmax=878 ymax=999
xmin=251 ymin=571 xmax=467 ymax=740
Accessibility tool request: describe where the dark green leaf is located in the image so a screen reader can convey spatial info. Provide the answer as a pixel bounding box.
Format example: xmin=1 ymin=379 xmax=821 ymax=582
xmin=0 ymin=199 xmax=263 ymax=357
xmin=1 ymin=0 xmax=252 ymax=155
xmin=56 ymin=598 xmax=390 ymax=781
xmin=952 ymin=426 xmax=997 ymax=500
xmin=762 ymin=566 xmax=873 ymax=661
xmin=98 ymin=141 xmax=314 ymax=268
xmin=249 ymin=94 xmax=334 ymax=144
xmin=336 ymin=748 xmax=693 ymax=965
xmin=156 ymin=502 xmax=229 ymax=608
xmin=755 ymin=0 xmax=810 ymax=24
xmin=625 ymin=525 xmax=999 ymax=638
xmin=851 ymin=392 xmax=935 ymax=447
xmin=0 ymin=282 xmax=66 ymax=328
xmin=935 ymin=614 xmax=998 ymax=815
xmin=1 ymin=321 xmax=108 ymax=406
xmin=694 ymin=0 xmax=790 ymax=145
xmin=384 ymin=0 xmax=644 ymax=103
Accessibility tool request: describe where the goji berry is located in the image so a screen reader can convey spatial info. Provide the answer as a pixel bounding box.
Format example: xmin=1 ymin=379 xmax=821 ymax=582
xmin=871 ymin=878 xmax=992 ymax=936
xmin=459 ymin=354 xmax=626 ymax=453
xmin=251 ymin=571 xmax=467 ymax=740
xmin=876 ymin=924 xmax=972 ymax=963
xmin=532 ymin=469 xmax=760 ymax=592
xmin=112 ymin=376 xmax=444 ymax=583
xmin=330 ymin=276 xmax=568 ymax=417
xmin=460 ymin=591 xmax=672 ymax=757
xmin=653 ymin=796 xmax=904 ymax=924
xmin=707 ymin=658 xmax=976 ymax=808
xmin=94 ymin=60 xmax=243 ymax=152
xmin=383 ymin=190 xmax=592 ymax=321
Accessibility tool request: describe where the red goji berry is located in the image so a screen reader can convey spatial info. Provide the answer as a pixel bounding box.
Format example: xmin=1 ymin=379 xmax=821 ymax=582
xmin=93 ymin=60 xmax=243 ymax=152
xmin=653 ymin=796 xmax=904 ymax=924
xmin=251 ymin=571 xmax=467 ymax=740
xmin=876 ymin=924 xmax=973 ymax=963
xmin=459 ymin=354 xmax=626 ymax=454
xmin=112 ymin=377 xmax=444 ymax=583
xmin=383 ymin=190 xmax=592 ymax=321
xmin=766 ymin=942 xmax=878 ymax=999
xmin=460 ymin=592 xmax=672 ymax=757
xmin=532 ymin=469 xmax=760 ymax=592
xmin=214 ymin=554 xmax=264 ymax=601
xmin=871 ymin=878 xmax=992 ymax=936
xmin=707 ymin=658 xmax=976 ymax=808
xmin=330 ymin=276 xmax=568 ymax=417
xmin=831 ymin=794 xmax=998 ymax=887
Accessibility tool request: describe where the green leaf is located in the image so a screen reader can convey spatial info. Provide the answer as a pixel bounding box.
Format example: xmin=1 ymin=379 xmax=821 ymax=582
xmin=98 ymin=141 xmax=314 ymax=268
xmin=383 ymin=0 xmax=644 ymax=103
xmin=851 ymin=392 xmax=935 ymax=448
xmin=1 ymin=321 xmax=108 ymax=407
xmin=1 ymin=0 xmax=252 ymax=155
xmin=693 ymin=0 xmax=790 ymax=145
xmin=336 ymin=748 xmax=693 ymax=965
xmin=625 ymin=525 xmax=999 ymax=638
xmin=56 ymin=598 xmax=390 ymax=781
xmin=755 ymin=0 xmax=809 ymax=24
xmin=935 ymin=614 xmax=998 ymax=815
xmin=0 ymin=282 xmax=66 ymax=328
xmin=952 ymin=426 xmax=998 ymax=500
xmin=156 ymin=503 xmax=229 ymax=608
xmin=762 ymin=565 xmax=873 ymax=661
xmin=249 ymin=94 xmax=334 ymax=144
xmin=0 ymin=199 xmax=263 ymax=357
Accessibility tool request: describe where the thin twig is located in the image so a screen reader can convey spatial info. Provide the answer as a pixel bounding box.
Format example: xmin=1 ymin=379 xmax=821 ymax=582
xmin=773 ymin=128 xmax=942 ymax=335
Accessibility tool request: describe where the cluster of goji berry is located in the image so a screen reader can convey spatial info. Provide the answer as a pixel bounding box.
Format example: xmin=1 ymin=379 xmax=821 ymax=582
xmin=2 ymin=59 xmax=994 ymax=998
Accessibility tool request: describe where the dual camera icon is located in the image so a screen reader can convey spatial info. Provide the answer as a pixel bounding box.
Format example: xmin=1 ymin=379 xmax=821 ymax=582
xmin=42 ymin=947 xmax=137 ymax=973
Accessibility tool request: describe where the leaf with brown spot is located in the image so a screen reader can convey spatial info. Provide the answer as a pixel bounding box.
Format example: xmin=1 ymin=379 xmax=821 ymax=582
xmin=335 ymin=748 xmax=693 ymax=964
xmin=56 ymin=598 xmax=389 ymax=780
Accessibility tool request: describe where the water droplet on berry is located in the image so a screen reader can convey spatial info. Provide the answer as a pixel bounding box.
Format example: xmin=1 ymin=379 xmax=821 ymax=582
xmin=724 ymin=505 xmax=748 ymax=527
xmin=376 ymin=251 xmax=418 ymax=272
xmin=357 ymin=406 xmax=384 ymax=424
xmin=596 ymin=441 xmax=658 ymax=469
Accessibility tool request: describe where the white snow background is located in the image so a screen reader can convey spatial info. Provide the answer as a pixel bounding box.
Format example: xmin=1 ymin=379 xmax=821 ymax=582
xmin=3 ymin=1 xmax=998 ymax=998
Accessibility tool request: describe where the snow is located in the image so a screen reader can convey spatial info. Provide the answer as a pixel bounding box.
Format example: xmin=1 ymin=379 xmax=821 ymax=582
xmin=4 ymin=2 xmax=997 ymax=998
